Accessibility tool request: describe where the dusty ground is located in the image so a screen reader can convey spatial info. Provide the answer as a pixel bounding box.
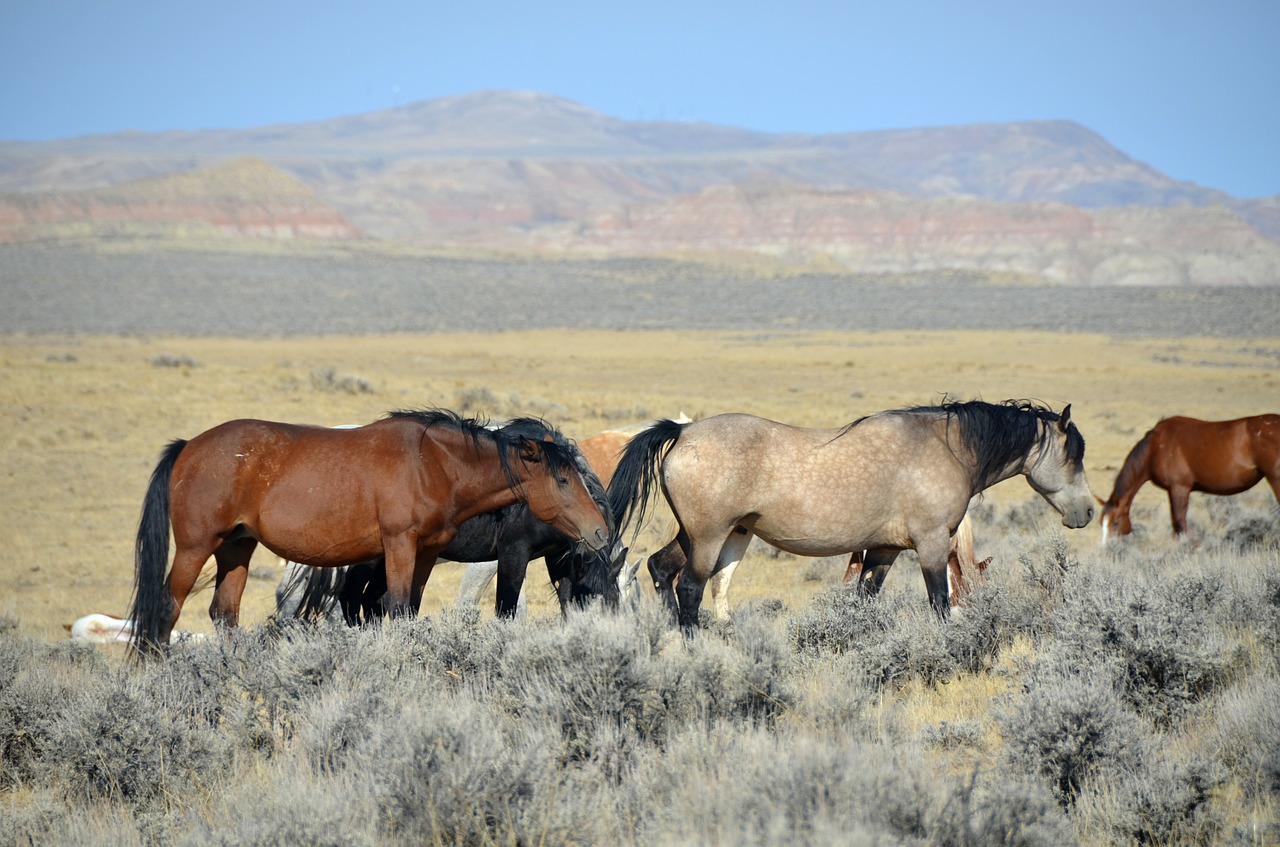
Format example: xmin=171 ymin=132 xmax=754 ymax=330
xmin=3 ymin=320 xmax=1276 ymax=642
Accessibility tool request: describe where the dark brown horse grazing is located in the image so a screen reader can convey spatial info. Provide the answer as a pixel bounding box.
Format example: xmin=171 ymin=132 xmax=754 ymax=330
xmin=1100 ymin=414 xmax=1280 ymax=544
xmin=129 ymin=410 xmax=610 ymax=652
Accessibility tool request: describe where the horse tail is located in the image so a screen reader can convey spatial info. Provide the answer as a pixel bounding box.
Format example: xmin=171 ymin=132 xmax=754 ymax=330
xmin=275 ymin=561 xmax=347 ymax=622
xmin=606 ymin=419 xmax=686 ymax=537
xmin=129 ymin=439 xmax=186 ymax=655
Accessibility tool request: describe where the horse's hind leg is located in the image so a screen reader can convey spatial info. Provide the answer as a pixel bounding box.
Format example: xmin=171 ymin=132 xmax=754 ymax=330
xmin=856 ymin=549 xmax=900 ymax=598
xmin=210 ymin=537 xmax=257 ymax=629
xmin=647 ymin=535 xmax=687 ymax=618
xmin=676 ymin=527 xmax=753 ymax=629
xmin=706 ymin=526 xmax=753 ymax=619
xmin=162 ymin=545 xmax=215 ymax=642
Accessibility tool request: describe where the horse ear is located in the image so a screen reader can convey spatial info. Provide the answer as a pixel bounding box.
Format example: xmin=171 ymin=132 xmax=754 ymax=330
xmin=516 ymin=437 xmax=540 ymax=462
xmin=1058 ymin=403 xmax=1073 ymax=432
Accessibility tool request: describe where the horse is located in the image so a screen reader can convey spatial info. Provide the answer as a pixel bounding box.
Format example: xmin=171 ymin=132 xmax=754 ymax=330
xmin=1099 ymin=414 xmax=1280 ymax=544
xmin=841 ymin=510 xmax=991 ymax=604
xmin=454 ymin=555 xmax=643 ymax=619
xmin=609 ymin=400 xmax=1092 ymax=627
xmin=66 ymin=614 xmax=207 ymax=644
xmin=128 ymin=410 xmax=610 ymax=652
xmin=274 ymin=418 xmax=626 ymax=623
xmin=645 ymin=510 xmax=991 ymax=619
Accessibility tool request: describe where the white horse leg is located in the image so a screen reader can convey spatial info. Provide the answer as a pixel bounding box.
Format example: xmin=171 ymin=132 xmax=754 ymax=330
xmin=457 ymin=560 xmax=499 ymax=608
xmin=708 ymin=529 xmax=750 ymax=619
xmin=707 ymin=562 xmax=737 ymax=619
xmin=455 ymin=560 xmax=527 ymax=620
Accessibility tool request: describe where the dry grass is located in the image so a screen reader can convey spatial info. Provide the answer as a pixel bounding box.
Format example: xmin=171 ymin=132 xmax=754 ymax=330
xmin=1 ymin=328 xmax=1275 ymax=641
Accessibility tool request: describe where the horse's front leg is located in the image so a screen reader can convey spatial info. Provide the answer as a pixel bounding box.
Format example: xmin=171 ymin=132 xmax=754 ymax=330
xmin=495 ymin=543 xmax=532 ymax=618
xmin=409 ymin=550 xmax=439 ymax=615
xmin=916 ymin=532 xmax=953 ymax=618
xmin=1167 ymin=485 xmax=1192 ymax=536
xmin=381 ymin=534 xmax=420 ymax=617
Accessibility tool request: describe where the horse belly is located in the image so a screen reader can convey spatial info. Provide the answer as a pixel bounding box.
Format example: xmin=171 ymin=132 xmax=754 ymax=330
xmin=252 ymin=480 xmax=388 ymax=567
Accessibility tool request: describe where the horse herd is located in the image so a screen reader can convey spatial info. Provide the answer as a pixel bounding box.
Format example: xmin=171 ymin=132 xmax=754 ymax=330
xmin=99 ymin=402 xmax=1277 ymax=652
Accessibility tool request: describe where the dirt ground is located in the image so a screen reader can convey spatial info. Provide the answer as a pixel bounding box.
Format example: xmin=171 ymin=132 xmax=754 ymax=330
xmin=2 ymin=324 xmax=1276 ymax=642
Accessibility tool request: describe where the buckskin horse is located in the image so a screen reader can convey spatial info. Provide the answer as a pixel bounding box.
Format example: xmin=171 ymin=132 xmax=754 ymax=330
xmin=129 ymin=410 xmax=610 ymax=652
xmin=646 ymin=510 xmax=991 ymax=620
xmin=609 ymin=400 xmax=1092 ymax=627
xmin=1099 ymin=414 xmax=1280 ymax=544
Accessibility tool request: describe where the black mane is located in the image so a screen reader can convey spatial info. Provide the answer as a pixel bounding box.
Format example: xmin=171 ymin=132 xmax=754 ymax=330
xmin=848 ymin=399 xmax=1085 ymax=491
xmin=387 ymin=408 xmax=585 ymax=489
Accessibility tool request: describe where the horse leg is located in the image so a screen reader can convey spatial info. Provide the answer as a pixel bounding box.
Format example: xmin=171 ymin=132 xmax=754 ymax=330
xmin=676 ymin=527 xmax=752 ymax=630
xmin=842 ymin=551 xmax=865 ymax=584
xmin=707 ymin=561 xmax=737 ymax=619
xmin=409 ymin=553 xmax=437 ymax=616
xmin=707 ymin=526 xmax=752 ymax=619
xmin=647 ymin=535 xmax=686 ymax=619
xmin=381 ymin=535 xmax=419 ymax=617
xmin=161 ymin=545 xmax=215 ymax=643
xmin=495 ymin=543 xmax=531 ymax=618
xmin=1167 ymin=485 xmax=1192 ymax=536
xmin=210 ymin=537 xmax=257 ymax=629
xmin=856 ymin=549 xmax=899 ymax=598
xmin=917 ymin=532 xmax=953 ymax=617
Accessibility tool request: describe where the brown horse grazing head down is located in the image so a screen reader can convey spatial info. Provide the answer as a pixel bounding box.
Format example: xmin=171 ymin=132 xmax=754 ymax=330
xmin=128 ymin=409 xmax=610 ymax=653
xmin=1100 ymin=414 xmax=1280 ymax=545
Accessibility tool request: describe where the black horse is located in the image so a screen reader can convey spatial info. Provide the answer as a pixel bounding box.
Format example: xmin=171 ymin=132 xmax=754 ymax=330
xmin=277 ymin=417 xmax=623 ymax=624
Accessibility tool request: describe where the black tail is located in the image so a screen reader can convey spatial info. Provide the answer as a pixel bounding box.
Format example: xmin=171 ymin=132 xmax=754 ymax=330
xmin=275 ymin=562 xmax=347 ymax=622
xmin=606 ymin=419 xmax=686 ymax=538
xmin=128 ymin=439 xmax=186 ymax=655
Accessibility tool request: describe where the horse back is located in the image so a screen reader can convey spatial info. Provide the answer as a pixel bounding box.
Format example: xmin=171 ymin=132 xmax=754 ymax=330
xmin=169 ymin=419 xmax=429 ymax=557
xmin=1150 ymin=415 xmax=1276 ymax=492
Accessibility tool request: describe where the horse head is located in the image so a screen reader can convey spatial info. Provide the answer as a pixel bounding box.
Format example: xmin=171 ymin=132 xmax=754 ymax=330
xmin=1024 ymin=404 xmax=1095 ymax=529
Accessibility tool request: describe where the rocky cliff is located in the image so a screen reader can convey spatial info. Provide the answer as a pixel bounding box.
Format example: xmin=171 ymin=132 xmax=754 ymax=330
xmin=0 ymin=158 xmax=360 ymax=243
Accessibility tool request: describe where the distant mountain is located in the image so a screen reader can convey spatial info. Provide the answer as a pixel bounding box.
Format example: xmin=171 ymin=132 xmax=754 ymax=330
xmin=0 ymin=158 xmax=360 ymax=243
xmin=518 ymin=183 xmax=1280 ymax=286
xmin=0 ymin=91 xmax=1276 ymax=282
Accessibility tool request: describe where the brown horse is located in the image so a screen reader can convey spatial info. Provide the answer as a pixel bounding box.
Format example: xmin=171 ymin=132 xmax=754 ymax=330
xmin=129 ymin=410 xmax=610 ymax=651
xmin=1100 ymin=414 xmax=1280 ymax=544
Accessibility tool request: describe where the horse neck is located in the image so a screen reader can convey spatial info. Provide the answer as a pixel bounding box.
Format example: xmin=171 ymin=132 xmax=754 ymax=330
xmin=1106 ymin=433 xmax=1152 ymax=511
xmin=424 ymin=429 xmax=529 ymax=523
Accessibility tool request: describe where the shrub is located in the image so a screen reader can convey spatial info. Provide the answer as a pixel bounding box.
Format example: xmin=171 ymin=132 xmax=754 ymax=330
xmin=997 ymin=657 xmax=1145 ymax=806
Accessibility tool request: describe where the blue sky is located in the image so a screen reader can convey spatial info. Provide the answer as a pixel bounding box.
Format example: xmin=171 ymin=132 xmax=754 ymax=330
xmin=2 ymin=0 xmax=1277 ymax=198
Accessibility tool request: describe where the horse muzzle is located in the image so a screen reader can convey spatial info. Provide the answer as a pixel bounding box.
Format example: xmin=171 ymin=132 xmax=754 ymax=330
xmin=1062 ymin=504 xmax=1094 ymax=529
xmin=583 ymin=525 xmax=610 ymax=553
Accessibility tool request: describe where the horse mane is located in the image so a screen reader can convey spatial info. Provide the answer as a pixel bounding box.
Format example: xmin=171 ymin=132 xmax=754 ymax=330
xmin=1106 ymin=429 xmax=1152 ymax=506
xmin=496 ymin=417 xmax=614 ymax=533
xmin=387 ymin=408 xmax=581 ymax=489
xmin=845 ymin=399 xmax=1085 ymax=490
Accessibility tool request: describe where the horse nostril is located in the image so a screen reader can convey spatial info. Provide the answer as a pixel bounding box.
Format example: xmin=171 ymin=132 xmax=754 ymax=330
xmin=595 ymin=527 xmax=608 ymax=546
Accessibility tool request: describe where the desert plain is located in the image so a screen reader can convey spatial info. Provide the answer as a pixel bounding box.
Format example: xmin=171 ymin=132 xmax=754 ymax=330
xmin=2 ymin=248 xmax=1276 ymax=643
